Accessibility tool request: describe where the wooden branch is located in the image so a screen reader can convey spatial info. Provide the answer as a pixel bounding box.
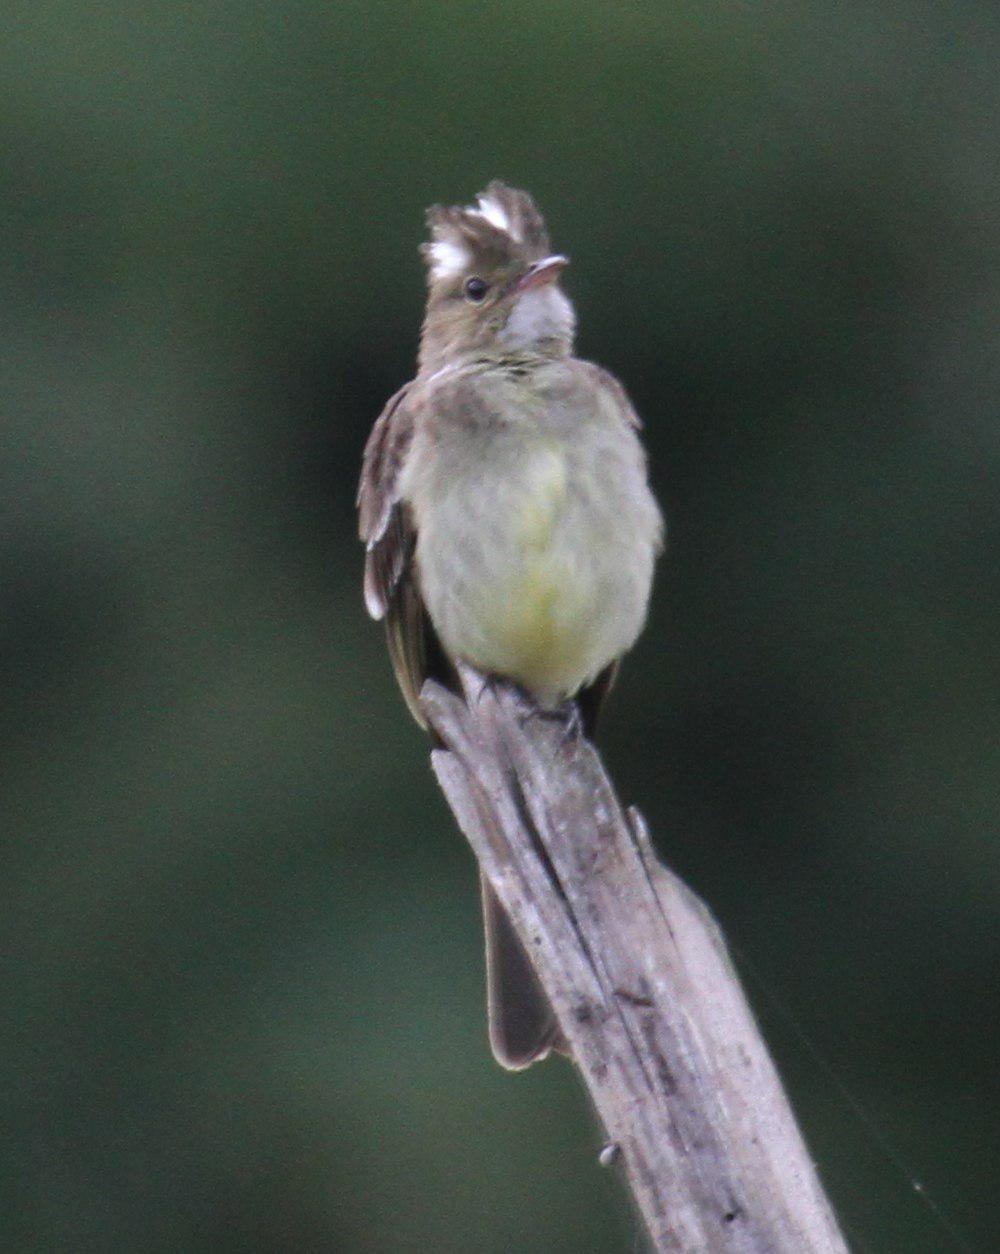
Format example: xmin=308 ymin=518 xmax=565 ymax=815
xmin=422 ymin=667 xmax=849 ymax=1254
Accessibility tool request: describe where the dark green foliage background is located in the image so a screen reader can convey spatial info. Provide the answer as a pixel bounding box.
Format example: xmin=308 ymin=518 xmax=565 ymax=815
xmin=3 ymin=3 xmax=998 ymax=1250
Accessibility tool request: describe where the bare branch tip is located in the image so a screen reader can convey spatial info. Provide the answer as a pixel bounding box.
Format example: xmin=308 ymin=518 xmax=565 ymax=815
xmin=418 ymin=676 xmax=464 ymax=726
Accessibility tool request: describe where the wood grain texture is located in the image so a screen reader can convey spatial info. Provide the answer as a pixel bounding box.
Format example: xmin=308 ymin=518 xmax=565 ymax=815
xmin=422 ymin=665 xmax=849 ymax=1254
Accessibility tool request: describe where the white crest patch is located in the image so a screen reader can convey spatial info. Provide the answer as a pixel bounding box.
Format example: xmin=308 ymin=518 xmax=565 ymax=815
xmin=428 ymin=237 xmax=470 ymax=280
xmin=475 ymin=195 xmax=519 ymax=240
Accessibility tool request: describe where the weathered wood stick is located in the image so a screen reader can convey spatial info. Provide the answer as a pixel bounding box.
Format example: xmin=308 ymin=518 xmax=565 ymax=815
xmin=422 ymin=666 xmax=849 ymax=1253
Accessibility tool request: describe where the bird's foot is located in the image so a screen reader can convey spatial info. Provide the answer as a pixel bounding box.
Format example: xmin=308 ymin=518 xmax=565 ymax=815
xmin=472 ymin=672 xmax=535 ymax=717
xmin=472 ymin=670 xmax=502 ymax=705
xmin=471 ymin=675 xmax=584 ymax=746
xmin=537 ymin=698 xmax=585 ymax=746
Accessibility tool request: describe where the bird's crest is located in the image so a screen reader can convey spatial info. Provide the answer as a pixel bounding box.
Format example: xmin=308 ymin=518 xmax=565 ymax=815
xmin=421 ymin=181 xmax=551 ymax=282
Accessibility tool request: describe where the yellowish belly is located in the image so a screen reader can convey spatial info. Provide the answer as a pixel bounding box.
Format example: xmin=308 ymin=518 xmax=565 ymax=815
xmin=413 ymin=433 xmax=656 ymax=705
xmin=464 ymin=446 xmax=601 ymax=696
xmin=487 ymin=554 xmax=597 ymax=697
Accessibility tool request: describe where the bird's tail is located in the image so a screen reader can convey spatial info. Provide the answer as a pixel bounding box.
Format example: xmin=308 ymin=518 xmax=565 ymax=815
xmin=481 ymin=873 xmax=566 ymax=1069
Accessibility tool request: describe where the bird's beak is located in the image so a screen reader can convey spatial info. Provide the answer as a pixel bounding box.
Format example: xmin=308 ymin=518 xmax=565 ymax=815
xmin=515 ymin=254 xmax=569 ymax=294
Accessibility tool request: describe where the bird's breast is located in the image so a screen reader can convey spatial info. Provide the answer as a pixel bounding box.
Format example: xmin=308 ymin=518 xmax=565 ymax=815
xmin=409 ymin=425 xmax=658 ymax=704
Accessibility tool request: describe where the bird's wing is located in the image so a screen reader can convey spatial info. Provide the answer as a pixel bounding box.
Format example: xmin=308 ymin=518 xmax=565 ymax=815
xmin=357 ymin=383 xmax=451 ymax=727
xmin=357 ymin=384 xmax=416 ymax=619
xmin=572 ymin=357 xmax=665 ymax=563
xmin=572 ymin=359 xmax=644 ymax=429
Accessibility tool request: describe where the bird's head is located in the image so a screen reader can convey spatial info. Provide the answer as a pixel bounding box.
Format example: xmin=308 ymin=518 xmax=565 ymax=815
xmin=418 ymin=181 xmax=574 ymax=372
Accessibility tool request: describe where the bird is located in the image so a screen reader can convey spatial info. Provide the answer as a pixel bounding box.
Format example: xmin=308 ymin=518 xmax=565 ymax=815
xmin=357 ymin=181 xmax=663 ymax=1069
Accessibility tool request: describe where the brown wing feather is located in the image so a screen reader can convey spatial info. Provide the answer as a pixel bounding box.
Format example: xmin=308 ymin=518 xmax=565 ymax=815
xmin=574 ymin=359 xmax=643 ymax=429
xmin=358 ymin=385 xmax=415 ymax=618
xmin=358 ymin=383 xmax=457 ymax=729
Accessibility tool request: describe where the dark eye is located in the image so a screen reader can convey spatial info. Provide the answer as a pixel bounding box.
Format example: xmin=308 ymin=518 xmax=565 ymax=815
xmin=464 ymin=276 xmax=489 ymax=302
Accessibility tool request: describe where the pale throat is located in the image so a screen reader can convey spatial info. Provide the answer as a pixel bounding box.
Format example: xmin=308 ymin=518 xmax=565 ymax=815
xmin=499 ymin=288 xmax=575 ymax=353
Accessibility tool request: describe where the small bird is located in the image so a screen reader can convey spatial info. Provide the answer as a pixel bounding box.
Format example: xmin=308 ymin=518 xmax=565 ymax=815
xmin=358 ymin=182 xmax=663 ymax=1068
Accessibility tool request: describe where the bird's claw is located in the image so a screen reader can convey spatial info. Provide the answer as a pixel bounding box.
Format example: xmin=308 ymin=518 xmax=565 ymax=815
xmin=473 ymin=676 xmax=585 ymax=746
xmin=538 ymin=698 xmax=585 ymax=746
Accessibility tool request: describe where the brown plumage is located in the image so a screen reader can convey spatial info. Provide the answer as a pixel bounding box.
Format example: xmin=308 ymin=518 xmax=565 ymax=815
xmin=357 ymin=182 xmax=663 ymax=1067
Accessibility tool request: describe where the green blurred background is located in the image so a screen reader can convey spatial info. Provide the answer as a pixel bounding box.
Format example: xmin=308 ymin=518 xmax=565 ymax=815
xmin=3 ymin=2 xmax=998 ymax=1250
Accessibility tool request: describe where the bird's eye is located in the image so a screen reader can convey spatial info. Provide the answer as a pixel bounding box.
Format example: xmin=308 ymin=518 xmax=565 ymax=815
xmin=464 ymin=276 xmax=489 ymax=302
